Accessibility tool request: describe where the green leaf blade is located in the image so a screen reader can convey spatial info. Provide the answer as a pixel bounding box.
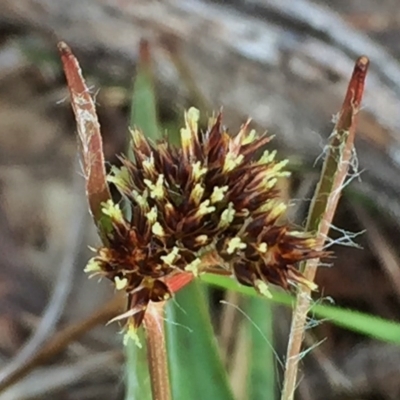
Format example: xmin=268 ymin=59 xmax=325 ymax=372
xmin=166 ymin=282 xmax=235 ymax=400
xmin=202 ymin=274 xmax=400 ymax=345
xmin=130 ymin=39 xmax=160 ymax=140
xmin=247 ymin=298 xmax=276 ymax=400
xmin=125 ymin=329 xmax=152 ymax=400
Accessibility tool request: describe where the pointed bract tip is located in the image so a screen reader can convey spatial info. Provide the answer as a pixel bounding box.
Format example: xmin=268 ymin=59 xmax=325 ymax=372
xmin=357 ymin=56 xmax=369 ymax=69
xmin=57 ymin=41 xmax=71 ymax=54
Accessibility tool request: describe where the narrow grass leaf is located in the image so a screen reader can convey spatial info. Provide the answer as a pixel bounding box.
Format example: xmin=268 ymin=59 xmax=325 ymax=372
xmin=202 ymin=274 xmax=400 ymax=345
xmin=125 ymin=329 xmax=152 ymax=400
xmin=130 ymin=39 xmax=160 ymax=140
xmin=247 ymin=298 xmax=276 ymax=400
xmin=166 ymin=282 xmax=235 ymax=400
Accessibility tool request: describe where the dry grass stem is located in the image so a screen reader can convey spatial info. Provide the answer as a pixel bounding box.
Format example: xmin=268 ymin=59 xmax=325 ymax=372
xmin=280 ymin=56 xmax=369 ymax=400
xmin=144 ymin=302 xmax=171 ymax=400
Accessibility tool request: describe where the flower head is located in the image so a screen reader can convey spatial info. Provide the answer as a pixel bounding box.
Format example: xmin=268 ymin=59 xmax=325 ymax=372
xmin=87 ymin=108 xmax=321 ymax=337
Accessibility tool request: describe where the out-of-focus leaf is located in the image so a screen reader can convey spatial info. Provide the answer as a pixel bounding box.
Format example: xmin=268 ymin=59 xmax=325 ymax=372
xmin=202 ymin=274 xmax=400 ymax=344
xmin=166 ymin=282 xmax=235 ymax=400
xmin=58 ymin=42 xmax=111 ymax=230
xmin=247 ymin=298 xmax=276 ymax=400
xmin=130 ymin=39 xmax=160 ymax=140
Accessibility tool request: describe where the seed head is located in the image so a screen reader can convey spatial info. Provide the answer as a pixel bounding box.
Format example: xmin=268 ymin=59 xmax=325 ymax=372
xmin=86 ymin=108 xmax=321 ymax=338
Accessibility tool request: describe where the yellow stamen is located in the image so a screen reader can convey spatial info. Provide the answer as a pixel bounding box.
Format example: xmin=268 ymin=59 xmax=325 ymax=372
xmin=146 ymin=207 xmax=158 ymax=224
xmin=84 ymin=258 xmax=102 ymax=273
xmin=142 ymin=153 xmax=155 ymax=172
xmin=218 ymin=202 xmax=235 ymax=228
xmin=132 ymin=189 xmax=148 ymax=208
xmin=192 ymin=161 xmax=207 ymax=181
xmin=268 ymin=202 xmax=287 ymax=221
xmin=123 ymin=323 xmax=142 ymax=348
xmin=186 ymin=107 xmax=200 ymax=132
xmin=258 ymin=242 xmax=268 ymax=253
xmin=226 ymin=237 xmax=247 ymax=255
xmin=152 ymin=222 xmax=165 ymax=237
xmin=242 ymin=129 xmax=257 ymax=145
xmin=101 ymin=200 xmax=123 ymax=222
xmin=161 ymin=246 xmax=180 ymax=266
xmin=185 ymin=258 xmax=202 ymax=276
xmin=255 ymin=280 xmax=272 ymax=298
xmin=258 ymin=149 xmax=277 ymax=164
xmin=210 ymin=186 xmax=228 ymax=204
xmin=196 ymin=200 xmax=216 ymax=217
xmin=223 ymin=153 xmax=244 ymax=172
xmin=115 ymin=276 xmax=128 ymax=291
xmin=144 ymin=174 xmax=165 ymax=199
xmin=107 ymin=166 xmax=130 ymax=190
xmin=190 ymin=183 xmax=205 ymax=204
xmin=195 ymin=235 xmax=208 ymax=245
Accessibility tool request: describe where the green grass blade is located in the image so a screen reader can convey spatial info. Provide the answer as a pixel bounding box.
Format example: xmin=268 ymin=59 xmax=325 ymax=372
xmin=202 ymin=275 xmax=293 ymax=306
xmin=125 ymin=329 xmax=152 ymax=400
xmin=247 ymin=298 xmax=276 ymax=400
xmin=166 ymin=282 xmax=235 ymax=400
xmin=202 ymin=274 xmax=400 ymax=344
xmin=130 ymin=39 xmax=160 ymax=140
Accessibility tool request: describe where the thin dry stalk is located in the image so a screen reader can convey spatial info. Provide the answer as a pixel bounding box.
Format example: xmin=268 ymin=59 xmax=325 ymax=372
xmin=141 ymin=274 xmax=194 ymax=400
xmin=144 ymin=302 xmax=171 ymax=400
xmin=280 ymin=56 xmax=369 ymax=400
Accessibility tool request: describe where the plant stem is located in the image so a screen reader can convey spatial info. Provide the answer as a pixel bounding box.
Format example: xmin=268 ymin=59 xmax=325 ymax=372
xmin=280 ymin=56 xmax=369 ymax=400
xmin=144 ymin=301 xmax=171 ymax=400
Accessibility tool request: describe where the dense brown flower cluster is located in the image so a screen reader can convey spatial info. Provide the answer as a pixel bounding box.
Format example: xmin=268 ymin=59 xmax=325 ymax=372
xmin=85 ymin=108 xmax=320 ymax=342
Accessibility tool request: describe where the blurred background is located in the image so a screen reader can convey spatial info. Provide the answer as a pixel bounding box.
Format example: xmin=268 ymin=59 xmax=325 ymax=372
xmin=1 ymin=0 xmax=400 ymax=399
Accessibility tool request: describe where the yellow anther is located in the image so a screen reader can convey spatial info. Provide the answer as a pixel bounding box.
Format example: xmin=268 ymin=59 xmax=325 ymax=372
xmin=226 ymin=237 xmax=247 ymax=255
